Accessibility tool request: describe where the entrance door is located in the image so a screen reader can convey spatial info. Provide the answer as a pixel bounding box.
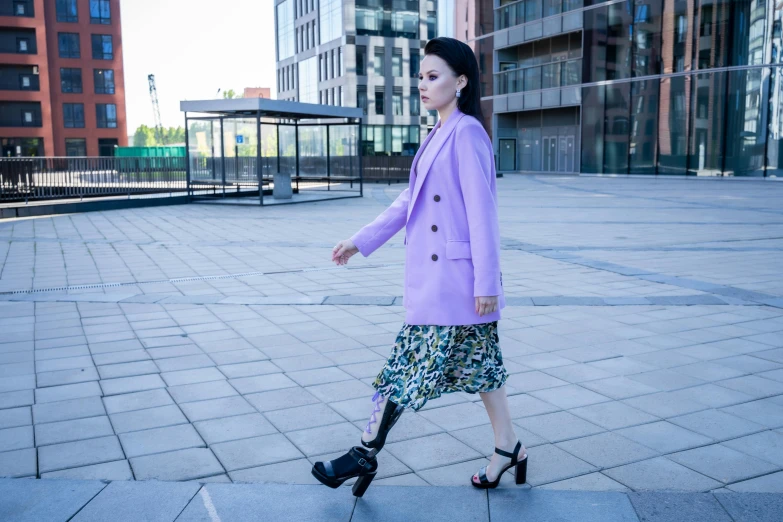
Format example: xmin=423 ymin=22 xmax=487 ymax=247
xmin=543 ymin=136 xmax=558 ymax=172
xmin=498 ymin=139 xmax=516 ymax=171
xmin=98 ymin=138 xmax=118 ymax=157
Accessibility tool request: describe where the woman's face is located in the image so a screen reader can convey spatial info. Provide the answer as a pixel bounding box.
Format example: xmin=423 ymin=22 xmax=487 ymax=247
xmin=418 ymin=54 xmax=466 ymax=114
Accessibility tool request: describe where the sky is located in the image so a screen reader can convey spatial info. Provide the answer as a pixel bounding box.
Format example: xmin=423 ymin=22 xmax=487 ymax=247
xmin=120 ymin=0 xmax=276 ymax=135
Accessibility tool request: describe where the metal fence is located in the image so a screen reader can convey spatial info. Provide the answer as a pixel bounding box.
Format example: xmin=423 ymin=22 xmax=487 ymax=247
xmin=0 ymin=156 xmax=187 ymax=203
xmin=0 ymin=155 xmax=414 ymax=204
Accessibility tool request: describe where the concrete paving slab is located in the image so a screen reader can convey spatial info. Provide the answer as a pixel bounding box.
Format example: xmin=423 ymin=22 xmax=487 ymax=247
xmin=130 ymin=448 xmax=225 ymax=481
xmin=211 ymin=434 xmax=303 ymax=471
xmin=489 ymin=489 xmax=638 ymax=522
xmin=70 ymin=479 xmax=199 ymax=522
xmin=194 ymin=413 xmax=277 ymax=444
xmin=627 ymin=492 xmax=732 ymax=522
xmin=34 ymin=416 xmax=114 ymax=447
xmin=41 ymin=460 xmax=133 ymax=481
xmin=176 ymin=483 xmax=355 ymax=521
xmin=604 ymin=456 xmax=722 ymax=491
xmin=0 ymin=448 xmax=37 ymax=478
xmin=669 ymin=444 xmax=779 ymax=485
xmin=38 ymin=435 xmax=124 ymax=474
xmin=557 ymin=432 xmax=658 ymax=469
xmin=0 ymin=478 xmax=106 ymax=522
xmin=119 ymin=424 xmax=205 ymax=458
xmin=109 ymin=405 xmax=188 ymax=433
xmin=102 ymin=388 xmax=173 ymax=414
xmin=714 ymin=492 xmax=783 ymax=522
xmin=354 ymin=485 xmax=489 ymax=521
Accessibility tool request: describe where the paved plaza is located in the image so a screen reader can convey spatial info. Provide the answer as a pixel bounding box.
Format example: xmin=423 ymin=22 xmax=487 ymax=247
xmin=0 ymin=175 xmax=782 ymax=520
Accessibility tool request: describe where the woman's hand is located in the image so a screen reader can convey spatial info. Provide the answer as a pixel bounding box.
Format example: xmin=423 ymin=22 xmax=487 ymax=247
xmin=475 ymin=296 xmax=498 ymax=316
xmin=332 ymin=239 xmax=359 ymax=266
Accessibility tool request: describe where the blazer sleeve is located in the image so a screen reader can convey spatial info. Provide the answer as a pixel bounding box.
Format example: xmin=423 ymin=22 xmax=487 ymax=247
xmin=455 ymin=123 xmax=502 ymax=297
xmin=350 ymin=186 xmax=410 ymax=257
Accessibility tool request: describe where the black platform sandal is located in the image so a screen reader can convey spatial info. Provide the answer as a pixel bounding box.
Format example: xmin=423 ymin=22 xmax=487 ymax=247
xmin=361 ymin=391 xmax=404 ymax=451
xmin=470 ymin=441 xmax=527 ymax=489
xmin=311 ymin=446 xmax=378 ymax=497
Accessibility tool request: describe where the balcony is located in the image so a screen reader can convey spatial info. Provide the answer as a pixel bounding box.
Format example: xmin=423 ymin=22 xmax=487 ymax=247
xmin=493 ymin=58 xmax=582 ymax=113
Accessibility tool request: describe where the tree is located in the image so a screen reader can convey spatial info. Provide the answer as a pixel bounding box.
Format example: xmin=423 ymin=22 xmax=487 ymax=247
xmin=133 ymin=124 xmax=156 ymax=147
xmin=222 ymin=89 xmax=240 ymax=99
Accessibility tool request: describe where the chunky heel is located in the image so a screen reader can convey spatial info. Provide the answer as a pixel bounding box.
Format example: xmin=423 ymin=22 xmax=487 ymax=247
xmin=515 ymin=456 xmax=528 ymax=485
xmin=352 ymin=471 xmax=376 ymax=497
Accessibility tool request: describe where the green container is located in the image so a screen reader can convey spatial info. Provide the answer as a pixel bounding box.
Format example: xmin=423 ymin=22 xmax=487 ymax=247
xmin=115 ymin=146 xmax=185 ymax=158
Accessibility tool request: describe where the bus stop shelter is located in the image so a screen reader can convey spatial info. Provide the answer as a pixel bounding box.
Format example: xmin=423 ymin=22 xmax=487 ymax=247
xmin=181 ymin=99 xmax=363 ymax=205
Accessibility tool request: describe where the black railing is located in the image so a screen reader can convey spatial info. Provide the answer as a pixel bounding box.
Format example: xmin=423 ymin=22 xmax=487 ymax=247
xmin=0 ymin=156 xmax=187 ymax=202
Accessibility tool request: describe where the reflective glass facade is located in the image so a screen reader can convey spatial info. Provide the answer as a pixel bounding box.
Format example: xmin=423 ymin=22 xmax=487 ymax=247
xmin=481 ymin=0 xmax=782 ymax=176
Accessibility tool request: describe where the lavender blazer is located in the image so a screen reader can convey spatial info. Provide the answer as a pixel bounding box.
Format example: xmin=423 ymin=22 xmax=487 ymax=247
xmin=351 ymin=108 xmax=504 ymax=326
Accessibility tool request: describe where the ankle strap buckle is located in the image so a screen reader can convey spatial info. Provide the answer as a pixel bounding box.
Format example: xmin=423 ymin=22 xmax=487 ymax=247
xmin=357 ymin=458 xmax=367 ymax=467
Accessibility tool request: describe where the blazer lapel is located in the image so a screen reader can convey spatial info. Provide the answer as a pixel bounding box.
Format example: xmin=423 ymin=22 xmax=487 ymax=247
xmin=407 ymin=108 xmax=466 ymax=220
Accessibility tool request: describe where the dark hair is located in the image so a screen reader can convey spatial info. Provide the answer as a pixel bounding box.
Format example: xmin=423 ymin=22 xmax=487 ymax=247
xmin=423 ymin=37 xmax=485 ymax=129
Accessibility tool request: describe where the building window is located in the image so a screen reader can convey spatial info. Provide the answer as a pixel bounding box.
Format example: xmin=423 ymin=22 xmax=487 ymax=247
xmin=374 ymin=48 xmax=384 ymax=75
xmin=410 ymin=50 xmax=420 ymax=77
xmin=61 ymin=68 xmax=83 ymax=93
xmin=63 ymin=103 xmax=85 ymax=128
xmin=297 ymin=56 xmax=317 ymax=104
xmin=392 ymin=48 xmax=402 ymax=77
xmin=20 ymin=75 xmax=32 ymax=89
xmin=91 ymin=35 xmax=113 ymax=59
xmin=58 ymin=33 xmax=80 ymax=58
xmin=330 ymin=49 xmax=336 ymax=79
xmin=98 ymin=138 xmax=118 ymax=157
xmin=338 ymin=86 xmax=343 ymax=106
xmin=56 ymin=0 xmax=78 ymax=22
xmin=410 ymin=89 xmax=419 ymax=115
xmin=338 ymin=47 xmax=343 ymax=76
xmin=427 ymin=11 xmax=436 ymax=39
xmin=356 ymin=46 xmax=367 ymax=76
xmin=357 ymin=85 xmax=367 ymax=114
xmin=277 ymin=0 xmax=294 ymax=60
xmin=93 ymin=69 xmax=114 ymax=94
xmin=65 ymin=138 xmax=86 ymax=157
xmin=89 ymin=0 xmax=111 ymax=24
xmin=375 ymin=88 xmax=384 ymax=115
xmin=392 ymin=89 xmax=402 ymax=115
xmin=96 ymin=103 xmax=117 ymax=128
xmin=320 ymin=0 xmax=343 ymax=43
xmin=17 ymin=38 xmax=30 ymax=53
xmin=14 ymin=1 xmax=29 ymax=16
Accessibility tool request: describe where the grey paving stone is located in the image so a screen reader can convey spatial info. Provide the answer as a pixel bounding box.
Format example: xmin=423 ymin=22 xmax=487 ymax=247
xmin=194 ymin=413 xmax=277 ymax=444
xmin=34 ymin=416 xmax=114 ymax=447
xmin=153 ymin=354 xmax=214 ymax=373
xmin=217 ymin=360 xmax=280 ymax=379
xmin=109 ymin=404 xmax=188 ymax=433
xmin=286 ymin=367 xmax=353 ymax=387
xmin=263 ymin=403 xmax=345 ymax=432
xmin=99 ymin=374 xmax=166 ymax=396
xmin=160 ymin=367 xmax=226 ymax=387
xmin=102 ymin=388 xmax=173 ymax=414
xmin=34 ymin=381 xmax=102 ymax=404
xmin=669 ymin=444 xmax=779 ymax=484
xmin=0 ymin=406 xmax=31 ymax=429
xmin=384 ymin=432 xmax=483 ymax=472
xmin=522 ymin=411 xmax=605 ymax=443
xmin=539 ymin=472 xmax=629 ymax=492
xmin=305 ymin=378 xmax=375 ymax=402
xmin=119 ymin=424 xmax=205 ymax=458
xmin=35 ymin=356 xmax=94 ymax=373
xmin=0 ymin=425 xmax=33 ymax=452
xmin=130 ymin=448 xmax=225 ymax=481
xmin=530 ymin=384 xmax=612 ymax=410
xmin=178 ymin=396 xmax=256 ymax=423
xmin=0 ymin=448 xmax=36 ymax=478
xmin=557 ymin=432 xmax=658 ymax=469
xmin=167 ymin=380 xmax=239 ymax=404
xmin=489 ymin=489 xmax=637 ymax=522
xmin=569 ymin=401 xmax=659 ymax=430
xmin=721 ymin=399 xmax=783 ymax=429
xmin=38 ymin=435 xmax=124 ymax=473
xmin=211 ymin=433 xmax=303 ymax=471
xmin=41 ymin=460 xmax=133 ymax=481
xmin=628 ymin=369 xmax=706 ymax=392
xmin=505 ymin=371 xmax=570 ymax=393
xmin=716 ymin=375 xmax=783 ymax=398
xmin=627 ymin=492 xmax=732 ymax=522
xmin=70 ymin=479 xmax=200 ymax=522
xmin=36 ymin=367 xmax=99 ymax=388
xmin=32 ymin=396 xmax=106 ymax=425
xmin=92 ymin=350 xmax=151 ymax=366
xmin=229 ymin=373 xmax=298 ymax=394
xmin=96 ymin=360 xmax=159 ymax=380
xmin=0 ymin=390 xmax=34 ymax=410
xmin=208 ymin=348 xmax=268 ymax=366
xmin=580 ymin=376 xmax=660 ymax=400
xmin=669 ymin=409 xmax=766 ymax=441
xmin=0 ymin=478 xmax=106 ymax=522
xmin=669 ymin=383 xmax=755 ymax=408
xmin=286 ymin=421 xmax=364 ymax=456
xmin=175 ymin=483 xmax=355 ymax=521
xmin=722 ymin=430 xmax=783 ymax=467
xmin=714 ymin=492 xmax=783 ymax=522
xmin=604 ymin=456 xmax=722 ymax=491
xmin=418 ymin=402 xmax=493 ymax=431
xmin=616 ymin=421 xmax=713 ymax=454
xmin=228 ymin=458 xmax=322 ymax=484
xmin=727 ymin=471 xmax=783 ymax=493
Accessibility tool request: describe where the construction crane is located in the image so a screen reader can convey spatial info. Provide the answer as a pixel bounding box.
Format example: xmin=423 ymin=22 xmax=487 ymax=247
xmin=147 ymin=74 xmax=166 ymax=145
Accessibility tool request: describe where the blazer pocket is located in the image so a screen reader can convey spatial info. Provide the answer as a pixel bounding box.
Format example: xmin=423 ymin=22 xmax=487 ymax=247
xmin=446 ymin=240 xmax=472 ymax=259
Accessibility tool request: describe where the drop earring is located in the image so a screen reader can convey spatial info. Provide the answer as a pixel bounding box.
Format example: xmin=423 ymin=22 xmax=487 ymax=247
xmin=456 ymin=88 xmax=461 ymax=98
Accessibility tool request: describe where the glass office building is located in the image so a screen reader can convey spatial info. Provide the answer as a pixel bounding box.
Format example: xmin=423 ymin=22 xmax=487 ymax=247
xmin=472 ymin=0 xmax=781 ymax=176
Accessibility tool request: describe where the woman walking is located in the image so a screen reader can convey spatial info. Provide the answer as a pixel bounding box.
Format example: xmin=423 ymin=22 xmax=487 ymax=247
xmin=311 ymin=37 xmax=527 ymax=497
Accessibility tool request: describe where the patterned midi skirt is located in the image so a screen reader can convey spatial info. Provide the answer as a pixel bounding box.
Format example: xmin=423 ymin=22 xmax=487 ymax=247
xmin=371 ymin=321 xmax=508 ymax=411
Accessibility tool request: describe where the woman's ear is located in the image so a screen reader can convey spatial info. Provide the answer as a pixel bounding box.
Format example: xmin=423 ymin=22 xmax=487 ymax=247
xmin=458 ymin=75 xmax=468 ymax=91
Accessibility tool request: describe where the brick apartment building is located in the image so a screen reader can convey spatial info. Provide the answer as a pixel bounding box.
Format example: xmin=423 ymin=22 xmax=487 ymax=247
xmin=0 ymin=0 xmax=127 ymax=157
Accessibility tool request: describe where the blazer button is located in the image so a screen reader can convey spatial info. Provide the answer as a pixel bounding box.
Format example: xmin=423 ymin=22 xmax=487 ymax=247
xmin=433 ymin=195 xmax=441 ymax=202
xmin=431 ymin=225 xmax=438 ymax=232
xmin=431 ymin=254 xmax=438 ymax=261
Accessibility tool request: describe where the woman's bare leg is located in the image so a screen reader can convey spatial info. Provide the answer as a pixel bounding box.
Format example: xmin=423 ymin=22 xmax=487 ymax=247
xmin=473 ymin=386 xmax=526 ymax=484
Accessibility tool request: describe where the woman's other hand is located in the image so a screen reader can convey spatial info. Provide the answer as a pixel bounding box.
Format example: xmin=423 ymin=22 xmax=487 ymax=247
xmin=332 ymin=239 xmax=359 ymax=266
xmin=475 ymin=296 xmax=498 ymax=316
